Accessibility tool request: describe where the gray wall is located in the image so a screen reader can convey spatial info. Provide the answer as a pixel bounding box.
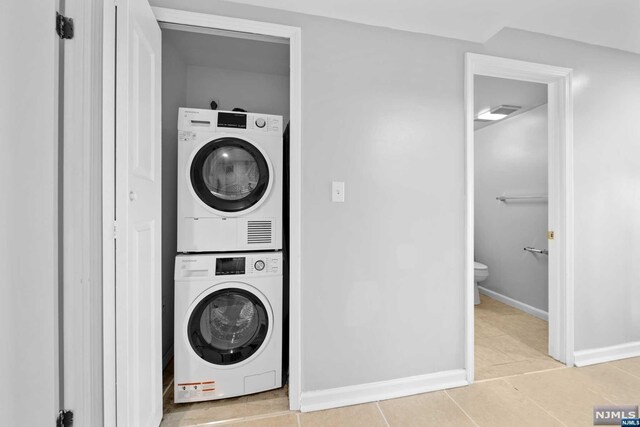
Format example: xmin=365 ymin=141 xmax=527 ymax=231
xmin=0 ymin=0 xmax=59 ymax=424
xmin=161 ymin=40 xmax=187 ymax=364
xmin=151 ymin=0 xmax=640 ymax=392
xmin=475 ymin=105 xmax=549 ymax=312
xmin=186 ymin=65 xmax=290 ymax=123
xmin=153 ymin=0 xmax=471 ymax=392
xmin=481 ymin=29 xmax=640 ymax=351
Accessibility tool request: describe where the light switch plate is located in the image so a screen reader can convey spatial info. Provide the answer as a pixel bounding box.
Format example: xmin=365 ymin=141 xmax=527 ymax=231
xmin=332 ymin=181 xmax=345 ymax=202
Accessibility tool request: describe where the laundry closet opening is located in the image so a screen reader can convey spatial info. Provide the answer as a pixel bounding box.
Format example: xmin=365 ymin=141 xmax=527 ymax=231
xmin=159 ymin=22 xmax=292 ymax=419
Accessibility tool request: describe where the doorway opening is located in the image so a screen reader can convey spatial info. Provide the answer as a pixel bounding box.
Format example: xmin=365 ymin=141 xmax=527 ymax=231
xmin=472 ymin=75 xmax=563 ymax=379
xmin=102 ymin=5 xmax=302 ymax=425
xmin=464 ymin=53 xmax=574 ymax=383
xmin=159 ymin=22 xmax=291 ymax=422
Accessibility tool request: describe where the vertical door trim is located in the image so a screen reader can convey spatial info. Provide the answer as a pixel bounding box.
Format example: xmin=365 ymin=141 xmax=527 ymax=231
xmin=61 ymin=0 xmax=106 ymax=425
xmin=464 ymin=53 xmax=574 ymax=383
xmin=102 ymin=1 xmax=117 ymax=425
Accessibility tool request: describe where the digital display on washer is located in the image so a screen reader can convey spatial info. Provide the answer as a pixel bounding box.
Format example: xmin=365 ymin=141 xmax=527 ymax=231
xmin=217 ymin=112 xmax=247 ymax=129
xmin=215 ymin=257 xmax=246 ymax=275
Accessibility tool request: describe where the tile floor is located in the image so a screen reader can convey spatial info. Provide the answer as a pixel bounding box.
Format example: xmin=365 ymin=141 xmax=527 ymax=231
xmin=161 ymin=296 xmax=640 ymax=426
xmin=475 ymin=294 xmax=563 ymax=380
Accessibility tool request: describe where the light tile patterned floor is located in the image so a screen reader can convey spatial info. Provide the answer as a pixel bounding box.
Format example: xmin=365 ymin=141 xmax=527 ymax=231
xmin=161 ymin=297 xmax=640 ymax=426
xmin=474 ymin=294 xmax=563 ymax=380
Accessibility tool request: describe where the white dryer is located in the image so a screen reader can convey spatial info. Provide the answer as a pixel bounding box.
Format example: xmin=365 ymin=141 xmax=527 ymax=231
xmin=177 ymin=108 xmax=283 ymax=252
xmin=174 ymin=252 xmax=282 ymax=403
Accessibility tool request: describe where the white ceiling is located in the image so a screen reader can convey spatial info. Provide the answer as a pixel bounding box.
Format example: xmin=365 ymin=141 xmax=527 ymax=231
xmin=474 ymin=76 xmax=547 ymax=130
xmin=225 ymin=0 xmax=640 ymax=54
xmin=162 ymin=27 xmax=290 ymax=75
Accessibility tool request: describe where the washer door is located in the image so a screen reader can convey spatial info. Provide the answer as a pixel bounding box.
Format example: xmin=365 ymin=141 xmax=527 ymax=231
xmin=190 ymin=137 xmax=271 ymax=214
xmin=188 ymin=287 xmax=269 ymax=365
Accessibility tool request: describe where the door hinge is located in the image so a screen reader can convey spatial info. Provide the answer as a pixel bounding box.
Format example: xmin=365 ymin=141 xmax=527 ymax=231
xmin=56 ymin=410 xmax=74 ymax=427
xmin=56 ymin=12 xmax=74 ymax=40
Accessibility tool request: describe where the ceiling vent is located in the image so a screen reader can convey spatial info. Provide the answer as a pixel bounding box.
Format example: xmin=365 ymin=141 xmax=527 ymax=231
xmin=475 ymin=105 xmax=521 ymax=122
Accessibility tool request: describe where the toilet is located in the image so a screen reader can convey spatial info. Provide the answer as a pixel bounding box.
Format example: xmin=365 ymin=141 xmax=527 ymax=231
xmin=474 ymin=262 xmax=489 ymax=305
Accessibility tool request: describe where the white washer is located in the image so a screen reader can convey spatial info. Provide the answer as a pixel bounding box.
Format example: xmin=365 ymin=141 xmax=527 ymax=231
xmin=177 ymin=108 xmax=283 ymax=252
xmin=174 ymin=252 xmax=282 ymax=403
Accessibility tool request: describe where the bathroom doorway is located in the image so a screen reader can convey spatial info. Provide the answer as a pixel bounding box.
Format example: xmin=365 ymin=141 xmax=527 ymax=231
xmin=464 ymin=53 xmax=575 ymax=383
xmin=473 ymin=75 xmax=560 ymax=379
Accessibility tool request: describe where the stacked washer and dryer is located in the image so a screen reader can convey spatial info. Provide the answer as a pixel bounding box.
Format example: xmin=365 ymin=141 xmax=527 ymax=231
xmin=174 ymin=108 xmax=285 ymax=403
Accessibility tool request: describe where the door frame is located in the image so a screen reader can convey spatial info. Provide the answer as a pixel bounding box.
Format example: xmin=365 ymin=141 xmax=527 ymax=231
xmin=101 ymin=5 xmax=304 ymax=419
xmin=464 ymin=53 xmax=574 ymax=382
xmin=61 ymin=0 xmax=105 ymax=425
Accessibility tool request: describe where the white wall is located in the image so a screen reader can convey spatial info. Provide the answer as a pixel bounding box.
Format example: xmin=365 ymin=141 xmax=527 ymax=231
xmin=186 ymin=65 xmax=290 ymax=123
xmin=475 ymin=105 xmax=549 ymax=312
xmin=161 ymin=40 xmax=187 ymax=364
xmin=0 ymin=0 xmax=59 ymax=424
xmin=150 ymin=0 xmax=640 ymax=394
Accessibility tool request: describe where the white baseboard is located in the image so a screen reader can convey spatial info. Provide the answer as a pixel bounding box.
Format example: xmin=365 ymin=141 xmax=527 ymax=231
xmin=574 ymin=341 xmax=640 ymax=367
xmin=299 ymin=369 xmax=468 ymax=412
xmin=478 ymin=286 xmax=548 ymax=321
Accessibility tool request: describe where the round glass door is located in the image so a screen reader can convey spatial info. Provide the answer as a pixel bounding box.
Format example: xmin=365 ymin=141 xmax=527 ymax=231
xmin=190 ymin=137 xmax=270 ymax=213
xmin=188 ymin=288 xmax=269 ymax=365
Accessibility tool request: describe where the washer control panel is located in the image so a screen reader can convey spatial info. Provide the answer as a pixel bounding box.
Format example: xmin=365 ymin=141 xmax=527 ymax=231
xmin=244 ymin=255 xmax=280 ymax=275
xmin=246 ymin=113 xmax=282 ymax=133
xmin=176 ymin=252 xmax=282 ymax=279
xmin=213 ymin=255 xmax=279 ymax=275
xmin=214 ymin=255 xmax=278 ymax=275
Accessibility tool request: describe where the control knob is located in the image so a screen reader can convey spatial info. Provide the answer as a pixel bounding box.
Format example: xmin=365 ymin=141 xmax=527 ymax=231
xmin=255 ymin=118 xmax=266 ymax=128
xmin=254 ymin=260 xmax=265 ymax=271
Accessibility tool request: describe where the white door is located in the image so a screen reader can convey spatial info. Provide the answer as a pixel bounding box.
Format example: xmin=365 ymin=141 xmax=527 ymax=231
xmin=115 ymin=0 xmax=162 ymax=425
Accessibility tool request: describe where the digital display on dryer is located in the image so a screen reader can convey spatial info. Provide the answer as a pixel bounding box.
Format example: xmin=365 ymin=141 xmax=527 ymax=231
xmin=215 ymin=257 xmax=246 ymax=275
xmin=217 ymin=112 xmax=247 ymax=129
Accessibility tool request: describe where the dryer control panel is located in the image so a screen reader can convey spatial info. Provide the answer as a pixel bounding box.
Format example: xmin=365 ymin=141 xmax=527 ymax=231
xmin=175 ymin=252 xmax=282 ymax=280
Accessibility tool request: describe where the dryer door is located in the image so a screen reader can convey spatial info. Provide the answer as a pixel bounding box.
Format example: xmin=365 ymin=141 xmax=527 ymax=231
xmin=188 ymin=287 xmax=270 ymax=365
xmin=190 ymin=137 xmax=272 ymax=214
